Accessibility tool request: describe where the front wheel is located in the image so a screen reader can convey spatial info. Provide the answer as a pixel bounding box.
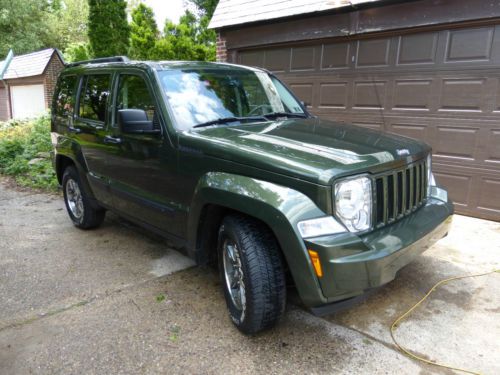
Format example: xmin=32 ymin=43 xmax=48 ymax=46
xmin=62 ymin=166 xmax=105 ymax=229
xmin=217 ymin=214 xmax=286 ymax=334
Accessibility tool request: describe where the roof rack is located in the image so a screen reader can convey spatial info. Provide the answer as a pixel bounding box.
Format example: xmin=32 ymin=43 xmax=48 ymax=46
xmin=66 ymin=56 xmax=130 ymax=68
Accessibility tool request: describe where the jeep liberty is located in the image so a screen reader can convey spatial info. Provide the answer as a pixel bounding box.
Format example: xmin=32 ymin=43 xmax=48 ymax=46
xmin=51 ymin=57 xmax=453 ymax=334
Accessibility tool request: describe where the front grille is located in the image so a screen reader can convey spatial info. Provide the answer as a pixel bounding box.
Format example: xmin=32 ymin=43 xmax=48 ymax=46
xmin=374 ymin=159 xmax=428 ymax=227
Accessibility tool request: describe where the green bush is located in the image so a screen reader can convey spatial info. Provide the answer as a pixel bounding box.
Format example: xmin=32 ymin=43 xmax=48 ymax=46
xmin=0 ymin=116 xmax=58 ymax=191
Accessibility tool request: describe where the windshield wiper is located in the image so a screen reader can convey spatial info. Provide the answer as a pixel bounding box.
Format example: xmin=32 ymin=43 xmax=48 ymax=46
xmin=192 ymin=116 xmax=267 ymax=128
xmin=264 ymin=112 xmax=308 ymax=120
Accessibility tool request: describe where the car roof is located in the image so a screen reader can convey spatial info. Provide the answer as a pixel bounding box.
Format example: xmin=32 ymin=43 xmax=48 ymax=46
xmin=61 ymin=60 xmax=265 ymax=75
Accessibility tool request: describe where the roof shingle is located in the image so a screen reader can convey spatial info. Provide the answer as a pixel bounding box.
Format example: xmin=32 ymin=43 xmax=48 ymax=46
xmin=3 ymin=49 xmax=60 ymax=80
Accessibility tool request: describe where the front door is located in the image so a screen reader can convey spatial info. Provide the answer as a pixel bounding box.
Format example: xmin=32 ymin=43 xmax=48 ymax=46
xmin=103 ymin=72 xmax=180 ymax=235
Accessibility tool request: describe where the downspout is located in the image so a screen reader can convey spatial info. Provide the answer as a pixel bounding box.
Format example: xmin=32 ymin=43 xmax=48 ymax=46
xmin=0 ymin=49 xmax=14 ymax=119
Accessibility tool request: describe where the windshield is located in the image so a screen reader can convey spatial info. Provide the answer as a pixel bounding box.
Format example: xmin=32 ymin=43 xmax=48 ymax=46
xmin=159 ymin=68 xmax=305 ymax=130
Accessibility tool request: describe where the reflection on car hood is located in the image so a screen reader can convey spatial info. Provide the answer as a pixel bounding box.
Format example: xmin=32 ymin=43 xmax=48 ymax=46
xmin=181 ymin=117 xmax=430 ymax=185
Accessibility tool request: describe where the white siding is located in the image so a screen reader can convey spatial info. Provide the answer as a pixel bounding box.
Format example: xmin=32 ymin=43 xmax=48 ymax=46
xmin=209 ymin=0 xmax=379 ymax=29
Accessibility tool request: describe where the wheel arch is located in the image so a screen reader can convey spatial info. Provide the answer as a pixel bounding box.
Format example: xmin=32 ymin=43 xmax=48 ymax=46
xmin=187 ymin=172 xmax=329 ymax=307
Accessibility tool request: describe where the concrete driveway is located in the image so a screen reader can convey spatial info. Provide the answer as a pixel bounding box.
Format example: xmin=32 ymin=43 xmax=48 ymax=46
xmin=0 ymin=177 xmax=499 ymax=375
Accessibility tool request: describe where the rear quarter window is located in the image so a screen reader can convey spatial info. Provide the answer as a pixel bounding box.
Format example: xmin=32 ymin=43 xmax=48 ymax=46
xmin=54 ymin=75 xmax=78 ymax=117
xmin=79 ymin=74 xmax=112 ymax=122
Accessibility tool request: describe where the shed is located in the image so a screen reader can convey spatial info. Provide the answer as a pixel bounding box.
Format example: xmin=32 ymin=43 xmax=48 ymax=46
xmin=0 ymin=48 xmax=65 ymax=121
xmin=210 ymin=0 xmax=500 ymax=221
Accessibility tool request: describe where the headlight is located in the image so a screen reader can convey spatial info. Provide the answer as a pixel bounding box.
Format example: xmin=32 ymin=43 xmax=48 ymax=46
xmin=297 ymin=216 xmax=346 ymax=238
xmin=334 ymin=176 xmax=372 ymax=232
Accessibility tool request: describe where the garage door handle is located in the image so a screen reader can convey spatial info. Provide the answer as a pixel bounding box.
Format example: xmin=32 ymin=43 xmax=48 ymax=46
xmin=104 ymin=135 xmax=122 ymax=145
xmin=68 ymin=126 xmax=81 ymax=134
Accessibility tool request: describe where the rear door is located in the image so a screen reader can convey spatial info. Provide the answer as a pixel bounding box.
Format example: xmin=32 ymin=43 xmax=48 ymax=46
xmin=72 ymin=73 xmax=113 ymax=205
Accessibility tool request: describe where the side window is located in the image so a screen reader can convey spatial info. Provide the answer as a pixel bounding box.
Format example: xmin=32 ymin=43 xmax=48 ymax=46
xmin=116 ymin=74 xmax=158 ymax=128
xmin=54 ymin=75 xmax=78 ymax=116
xmin=79 ymin=74 xmax=111 ymax=122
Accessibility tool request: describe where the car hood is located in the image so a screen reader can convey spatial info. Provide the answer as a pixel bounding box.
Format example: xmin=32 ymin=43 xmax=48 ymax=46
xmin=180 ymin=117 xmax=431 ymax=185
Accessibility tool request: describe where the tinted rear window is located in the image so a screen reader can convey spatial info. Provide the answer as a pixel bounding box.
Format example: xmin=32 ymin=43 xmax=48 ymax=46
xmin=79 ymin=74 xmax=111 ymax=122
xmin=54 ymin=75 xmax=78 ymax=116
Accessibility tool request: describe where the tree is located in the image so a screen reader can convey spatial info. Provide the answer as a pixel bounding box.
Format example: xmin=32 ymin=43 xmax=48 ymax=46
xmin=48 ymin=0 xmax=90 ymax=51
xmin=88 ymin=0 xmax=130 ymax=58
xmin=152 ymin=9 xmax=215 ymax=61
xmin=0 ymin=0 xmax=52 ymax=56
xmin=190 ymin=0 xmax=218 ymax=19
xmin=129 ymin=3 xmax=158 ymax=59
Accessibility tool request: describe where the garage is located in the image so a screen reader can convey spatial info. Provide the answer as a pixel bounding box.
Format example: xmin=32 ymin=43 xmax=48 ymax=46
xmin=10 ymin=84 xmax=46 ymax=119
xmin=211 ymin=0 xmax=500 ymax=221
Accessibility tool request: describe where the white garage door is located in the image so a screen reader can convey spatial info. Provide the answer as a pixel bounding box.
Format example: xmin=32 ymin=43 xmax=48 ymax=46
xmin=10 ymin=84 xmax=46 ymax=119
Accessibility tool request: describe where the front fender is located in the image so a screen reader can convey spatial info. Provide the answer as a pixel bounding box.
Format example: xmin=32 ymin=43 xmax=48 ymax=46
xmin=188 ymin=172 xmax=330 ymax=306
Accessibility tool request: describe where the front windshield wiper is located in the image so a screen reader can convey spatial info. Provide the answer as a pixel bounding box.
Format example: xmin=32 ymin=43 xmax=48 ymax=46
xmin=192 ymin=116 xmax=267 ymax=129
xmin=264 ymin=112 xmax=308 ymax=120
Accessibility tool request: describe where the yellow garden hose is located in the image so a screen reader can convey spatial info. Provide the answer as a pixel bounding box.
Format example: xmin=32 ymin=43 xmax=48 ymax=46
xmin=390 ymin=269 xmax=500 ymax=375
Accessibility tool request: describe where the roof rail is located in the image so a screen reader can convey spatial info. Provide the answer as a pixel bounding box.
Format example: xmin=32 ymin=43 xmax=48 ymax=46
xmin=66 ymin=56 xmax=130 ymax=68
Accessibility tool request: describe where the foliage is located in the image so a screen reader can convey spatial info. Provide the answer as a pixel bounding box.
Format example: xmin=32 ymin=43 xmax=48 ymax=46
xmin=49 ymin=0 xmax=90 ymax=52
xmin=88 ymin=0 xmax=130 ymax=58
xmin=129 ymin=3 xmax=158 ymax=59
xmin=63 ymin=42 xmax=91 ymax=63
xmin=0 ymin=0 xmax=89 ymax=57
xmin=0 ymin=0 xmax=51 ymax=56
xmin=191 ymin=0 xmax=219 ymax=19
xmin=151 ymin=10 xmax=216 ymax=61
xmin=0 ymin=116 xmax=58 ymax=191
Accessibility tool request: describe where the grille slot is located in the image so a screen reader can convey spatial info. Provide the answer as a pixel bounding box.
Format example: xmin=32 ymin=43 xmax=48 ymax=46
xmin=374 ymin=160 xmax=427 ymax=227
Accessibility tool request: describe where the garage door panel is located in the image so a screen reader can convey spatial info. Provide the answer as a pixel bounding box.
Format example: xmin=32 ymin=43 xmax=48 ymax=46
xmin=445 ymin=27 xmax=494 ymax=62
xmin=393 ymin=79 xmax=432 ymax=110
xmin=321 ymin=43 xmax=350 ymax=70
xmin=439 ymin=78 xmax=486 ymax=111
xmin=264 ymin=48 xmax=289 ymax=72
xmin=288 ymin=83 xmax=313 ymax=106
xmin=356 ymin=38 xmax=391 ymax=67
xmin=319 ymin=82 xmax=348 ymax=108
xmin=239 ymin=51 xmax=265 ymax=67
xmin=389 ymin=123 xmax=429 ymax=142
xmin=484 ymin=129 xmax=500 ymax=164
xmin=477 ymin=177 xmax=500 ymax=213
xmin=433 ymin=170 xmax=471 ymax=207
xmin=397 ymin=32 xmax=438 ymax=65
xmin=291 ymin=46 xmax=315 ymax=71
xmin=353 ymin=81 xmax=387 ymax=109
xmin=433 ymin=126 xmax=478 ymax=160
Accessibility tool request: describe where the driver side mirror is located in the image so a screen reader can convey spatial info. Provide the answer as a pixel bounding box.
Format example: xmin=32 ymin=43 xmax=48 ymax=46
xmin=117 ymin=109 xmax=160 ymax=134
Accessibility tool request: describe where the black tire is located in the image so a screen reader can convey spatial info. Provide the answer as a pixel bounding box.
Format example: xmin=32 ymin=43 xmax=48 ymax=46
xmin=217 ymin=214 xmax=286 ymax=334
xmin=62 ymin=166 xmax=105 ymax=229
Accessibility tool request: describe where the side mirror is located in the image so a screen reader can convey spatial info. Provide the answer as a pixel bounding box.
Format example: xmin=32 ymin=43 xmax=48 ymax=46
xmin=117 ymin=109 xmax=159 ymax=134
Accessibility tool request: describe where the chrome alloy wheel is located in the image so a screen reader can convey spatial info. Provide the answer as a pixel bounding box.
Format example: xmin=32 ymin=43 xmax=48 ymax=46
xmin=65 ymin=178 xmax=84 ymax=219
xmin=222 ymin=239 xmax=246 ymax=312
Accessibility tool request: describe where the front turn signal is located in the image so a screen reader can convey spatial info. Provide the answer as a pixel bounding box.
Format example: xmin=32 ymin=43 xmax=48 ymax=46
xmin=308 ymin=250 xmax=323 ymax=278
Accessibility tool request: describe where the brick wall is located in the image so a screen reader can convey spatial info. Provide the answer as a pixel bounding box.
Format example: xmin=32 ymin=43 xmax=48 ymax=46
xmin=43 ymin=53 xmax=65 ymax=109
xmin=216 ymin=32 xmax=227 ymax=62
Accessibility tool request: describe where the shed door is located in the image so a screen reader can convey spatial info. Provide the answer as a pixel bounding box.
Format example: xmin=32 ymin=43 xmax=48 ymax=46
xmin=10 ymin=84 xmax=46 ymax=119
xmin=237 ymin=24 xmax=500 ymax=221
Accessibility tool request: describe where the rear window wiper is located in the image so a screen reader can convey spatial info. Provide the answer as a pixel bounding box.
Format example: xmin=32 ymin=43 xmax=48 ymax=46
xmin=264 ymin=112 xmax=308 ymax=120
xmin=192 ymin=116 xmax=267 ymax=128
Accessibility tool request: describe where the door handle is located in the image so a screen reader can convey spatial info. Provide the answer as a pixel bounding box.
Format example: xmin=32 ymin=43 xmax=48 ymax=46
xmin=104 ymin=135 xmax=122 ymax=145
xmin=68 ymin=126 xmax=81 ymax=134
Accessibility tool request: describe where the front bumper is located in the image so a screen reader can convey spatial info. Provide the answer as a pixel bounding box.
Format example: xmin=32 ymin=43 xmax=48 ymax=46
xmin=304 ymin=188 xmax=453 ymax=305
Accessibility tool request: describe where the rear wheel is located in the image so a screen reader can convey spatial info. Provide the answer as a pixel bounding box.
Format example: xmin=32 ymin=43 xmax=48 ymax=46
xmin=62 ymin=166 xmax=105 ymax=229
xmin=217 ymin=214 xmax=286 ymax=334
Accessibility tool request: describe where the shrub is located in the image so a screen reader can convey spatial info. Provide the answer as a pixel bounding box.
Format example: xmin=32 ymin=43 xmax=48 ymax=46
xmin=0 ymin=116 xmax=58 ymax=191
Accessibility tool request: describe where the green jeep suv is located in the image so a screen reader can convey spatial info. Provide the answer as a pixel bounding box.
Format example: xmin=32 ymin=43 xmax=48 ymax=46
xmin=51 ymin=57 xmax=453 ymax=334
